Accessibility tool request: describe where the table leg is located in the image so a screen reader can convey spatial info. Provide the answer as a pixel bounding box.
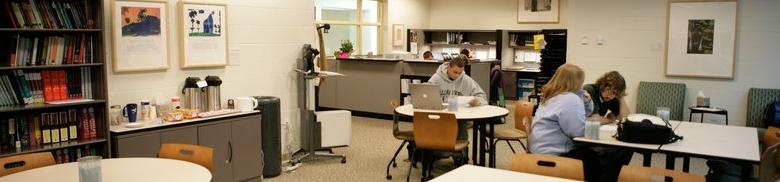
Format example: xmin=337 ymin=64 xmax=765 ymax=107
xmin=701 ymin=113 xmax=704 ymax=123
xmin=489 ymin=122 xmax=496 ymax=168
xmin=726 ymin=113 xmax=729 ymax=125
xmin=665 ymin=154 xmax=676 ymax=170
xmin=642 ymin=152 xmax=652 ymax=167
xmin=479 ymin=122 xmax=487 ymax=166
xmin=682 ymin=157 xmax=690 ymax=172
xmin=740 ymin=163 xmax=753 ymax=182
xmin=471 ymin=122 xmax=479 ymax=166
xmin=689 ymin=112 xmax=693 ymax=122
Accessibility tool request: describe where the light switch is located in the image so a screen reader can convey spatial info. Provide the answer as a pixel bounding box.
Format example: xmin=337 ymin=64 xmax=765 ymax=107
xmin=596 ymin=35 xmax=605 ymax=46
xmin=580 ymin=35 xmax=589 ymax=45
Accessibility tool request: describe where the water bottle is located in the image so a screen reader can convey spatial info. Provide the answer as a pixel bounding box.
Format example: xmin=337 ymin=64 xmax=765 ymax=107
xmin=448 ymin=94 xmax=458 ymax=111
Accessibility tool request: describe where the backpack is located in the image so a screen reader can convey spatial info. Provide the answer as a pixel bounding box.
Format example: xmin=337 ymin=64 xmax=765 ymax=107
xmin=764 ymin=101 xmax=780 ymax=127
xmin=615 ymin=114 xmax=683 ymax=144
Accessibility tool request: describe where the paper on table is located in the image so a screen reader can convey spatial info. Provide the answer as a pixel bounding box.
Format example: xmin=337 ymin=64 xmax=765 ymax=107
xmin=600 ymin=125 xmax=618 ymax=132
xmin=457 ymin=96 xmax=474 ymax=107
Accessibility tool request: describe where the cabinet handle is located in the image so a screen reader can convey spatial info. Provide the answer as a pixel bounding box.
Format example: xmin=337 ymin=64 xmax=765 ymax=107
xmin=227 ymin=141 xmax=233 ymax=163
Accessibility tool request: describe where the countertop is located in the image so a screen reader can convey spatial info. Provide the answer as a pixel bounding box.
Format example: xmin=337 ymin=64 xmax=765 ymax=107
xmin=110 ymin=110 xmax=261 ymax=134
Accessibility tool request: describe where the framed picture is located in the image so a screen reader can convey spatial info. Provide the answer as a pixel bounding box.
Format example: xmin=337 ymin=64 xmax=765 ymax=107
xmin=180 ymin=2 xmax=228 ymax=68
xmin=665 ymin=1 xmax=737 ymax=78
xmin=393 ymin=24 xmax=405 ymax=46
xmin=517 ymin=0 xmax=559 ymax=23
xmin=112 ymin=0 xmax=170 ymax=72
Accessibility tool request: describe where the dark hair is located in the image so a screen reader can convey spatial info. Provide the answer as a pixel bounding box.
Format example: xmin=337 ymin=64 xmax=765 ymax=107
xmin=423 ymin=51 xmax=433 ymax=59
xmin=595 ymin=71 xmax=627 ymax=97
xmin=460 ymin=49 xmax=470 ymax=57
xmin=450 ymin=55 xmax=469 ymax=68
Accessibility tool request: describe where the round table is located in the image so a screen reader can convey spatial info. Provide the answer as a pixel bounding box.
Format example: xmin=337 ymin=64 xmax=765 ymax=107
xmin=395 ymin=104 xmax=509 ymax=168
xmin=1 ymin=158 xmax=212 ymax=182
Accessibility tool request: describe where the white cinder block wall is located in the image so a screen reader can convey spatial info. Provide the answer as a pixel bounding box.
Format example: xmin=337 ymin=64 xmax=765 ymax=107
xmin=567 ymin=0 xmax=780 ymax=125
xmin=104 ymin=0 xmax=315 ymax=155
xmin=429 ymin=0 xmax=780 ymax=126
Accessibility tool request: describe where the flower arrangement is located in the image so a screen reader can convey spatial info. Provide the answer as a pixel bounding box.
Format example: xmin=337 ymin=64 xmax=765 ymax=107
xmin=336 ymin=39 xmax=353 ymax=58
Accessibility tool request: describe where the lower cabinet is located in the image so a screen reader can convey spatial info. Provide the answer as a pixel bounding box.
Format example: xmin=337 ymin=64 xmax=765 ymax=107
xmin=112 ymin=113 xmax=263 ymax=182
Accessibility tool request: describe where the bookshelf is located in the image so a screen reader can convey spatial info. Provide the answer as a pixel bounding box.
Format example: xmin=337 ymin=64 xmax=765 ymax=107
xmin=408 ymin=29 xmax=503 ymax=61
xmin=0 ymin=0 xmax=108 ymax=163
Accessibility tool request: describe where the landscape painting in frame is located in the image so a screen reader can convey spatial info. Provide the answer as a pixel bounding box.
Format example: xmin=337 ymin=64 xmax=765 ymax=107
xmin=665 ymin=1 xmax=737 ymax=78
xmin=181 ymin=3 xmax=227 ymax=68
xmin=112 ymin=0 xmax=169 ymax=72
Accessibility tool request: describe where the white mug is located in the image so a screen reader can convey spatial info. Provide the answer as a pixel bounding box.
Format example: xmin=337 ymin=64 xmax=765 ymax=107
xmin=236 ymin=97 xmax=258 ymax=112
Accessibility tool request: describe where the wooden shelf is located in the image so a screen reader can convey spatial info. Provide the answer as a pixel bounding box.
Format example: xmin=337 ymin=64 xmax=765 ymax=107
xmin=0 ymin=138 xmax=107 ymax=158
xmin=0 ymin=100 xmax=106 ymax=113
xmin=0 ymin=63 xmax=103 ymax=71
xmin=0 ymin=28 xmax=102 ymax=33
xmin=426 ymin=43 xmax=496 ymax=48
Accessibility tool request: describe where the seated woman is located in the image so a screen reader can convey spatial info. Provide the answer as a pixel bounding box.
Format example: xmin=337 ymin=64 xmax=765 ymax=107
xmin=583 ymin=71 xmax=629 ymax=124
xmin=528 ymin=64 xmax=627 ymax=181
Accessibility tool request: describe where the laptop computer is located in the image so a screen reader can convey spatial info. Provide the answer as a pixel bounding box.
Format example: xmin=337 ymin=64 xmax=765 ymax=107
xmin=410 ymin=83 xmax=446 ymax=110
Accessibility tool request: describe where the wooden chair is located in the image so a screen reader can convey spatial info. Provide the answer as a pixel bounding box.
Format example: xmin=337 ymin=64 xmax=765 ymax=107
xmin=386 ymin=100 xmax=415 ymax=180
xmin=159 ymin=143 xmax=214 ymax=171
xmin=618 ymin=165 xmax=705 ymax=182
xmin=407 ymin=111 xmax=468 ymax=181
xmin=0 ymin=152 xmax=55 ymax=176
xmin=509 ymin=153 xmax=584 ymax=181
xmin=491 ymin=101 xmax=533 ymax=154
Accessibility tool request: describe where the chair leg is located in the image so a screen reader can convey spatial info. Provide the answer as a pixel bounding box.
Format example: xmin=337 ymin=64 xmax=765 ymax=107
xmin=505 ymin=140 xmax=516 ymax=154
xmin=406 ymin=148 xmax=417 ymax=182
xmin=387 ymin=141 xmax=407 ymax=180
xmin=518 ymin=140 xmax=528 ymax=153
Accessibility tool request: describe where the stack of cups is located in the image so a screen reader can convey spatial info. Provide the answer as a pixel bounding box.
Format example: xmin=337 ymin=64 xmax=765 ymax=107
xmin=584 ymin=120 xmax=600 ymax=140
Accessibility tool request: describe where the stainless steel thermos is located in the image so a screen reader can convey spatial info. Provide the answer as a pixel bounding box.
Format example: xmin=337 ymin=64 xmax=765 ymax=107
xmin=182 ymin=77 xmax=203 ymax=110
xmin=204 ymin=76 xmax=222 ymax=112
xmin=181 ymin=76 xmax=222 ymax=112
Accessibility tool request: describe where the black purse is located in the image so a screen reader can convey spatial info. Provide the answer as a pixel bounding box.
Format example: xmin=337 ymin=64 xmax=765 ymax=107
xmin=615 ymin=114 xmax=683 ymax=144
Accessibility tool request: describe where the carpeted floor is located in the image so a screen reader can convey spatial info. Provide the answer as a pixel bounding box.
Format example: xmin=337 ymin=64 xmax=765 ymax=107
xmin=265 ymin=101 xmax=713 ymax=182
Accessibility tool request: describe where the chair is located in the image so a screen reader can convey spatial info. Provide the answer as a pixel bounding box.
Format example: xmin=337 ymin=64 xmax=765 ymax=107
xmin=636 ymin=81 xmax=686 ymax=121
xmin=386 ymin=100 xmax=415 ymax=180
xmin=491 ymin=101 xmax=532 ymax=154
xmin=159 ymin=143 xmax=214 ymax=171
xmin=760 ymin=140 xmax=780 ymax=182
xmin=746 ymin=88 xmax=780 ymax=128
xmin=407 ymin=111 xmax=469 ymax=181
xmin=509 ymin=153 xmax=584 ymax=181
xmin=618 ymin=165 xmax=705 ymax=182
xmin=706 ymin=128 xmax=780 ymax=182
xmin=0 ymin=152 xmax=55 ymax=176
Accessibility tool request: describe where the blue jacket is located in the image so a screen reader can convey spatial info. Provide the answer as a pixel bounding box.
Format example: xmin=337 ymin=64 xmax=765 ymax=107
xmin=528 ymin=92 xmax=586 ymax=155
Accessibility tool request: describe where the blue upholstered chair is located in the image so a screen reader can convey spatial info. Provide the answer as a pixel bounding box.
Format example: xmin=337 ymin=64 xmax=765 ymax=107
xmin=636 ymin=82 xmax=686 ymax=121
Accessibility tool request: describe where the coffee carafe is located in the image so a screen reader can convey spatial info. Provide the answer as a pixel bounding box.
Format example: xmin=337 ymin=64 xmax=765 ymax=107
xmin=204 ymin=76 xmax=222 ymax=111
xmin=182 ymin=77 xmax=203 ymax=111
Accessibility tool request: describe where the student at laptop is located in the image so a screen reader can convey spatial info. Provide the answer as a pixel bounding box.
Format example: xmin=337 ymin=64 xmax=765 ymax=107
xmin=423 ymin=51 xmax=434 ymax=60
xmin=428 ymin=55 xmax=487 ymax=107
xmin=583 ymin=71 xmax=629 ymax=124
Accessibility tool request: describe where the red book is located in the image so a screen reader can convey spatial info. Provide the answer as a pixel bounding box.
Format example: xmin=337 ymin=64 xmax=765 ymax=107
xmin=77 ymin=35 xmax=86 ymax=64
xmin=41 ymin=71 xmax=52 ymax=101
xmin=3 ymin=2 xmax=18 ymax=28
xmin=58 ymin=71 xmax=66 ymax=100
xmin=79 ymin=108 xmax=88 ymax=139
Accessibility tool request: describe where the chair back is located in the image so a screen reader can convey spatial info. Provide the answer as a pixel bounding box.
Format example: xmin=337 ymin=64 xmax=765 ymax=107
xmin=391 ymin=100 xmax=401 ymax=135
xmin=636 ymin=81 xmax=686 ymax=121
xmin=618 ymin=165 xmax=705 ymax=182
xmin=760 ymin=133 xmax=780 ymax=182
xmin=766 ymin=127 xmax=780 ymax=150
xmin=747 ymin=88 xmax=780 ymax=128
xmin=159 ymin=143 xmax=214 ymax=171
xmin=0 ymin=152 xmax=55 ymax=176
xmin=514 ymin=101 xmax=533 ymax=133
xmin=509 ymin=153 xmax=584 ymax=181
xmin=413 ymin=111 xmax=458 ymax=151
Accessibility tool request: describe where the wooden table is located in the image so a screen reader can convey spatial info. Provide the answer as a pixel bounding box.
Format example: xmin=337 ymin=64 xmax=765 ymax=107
xmin=0 ymin=158 xmax=212 ymax=182
xmin=395 ymin=104 xmax=509 ymax=167
xmin=430 ymin=165 xmax=580 ymax=182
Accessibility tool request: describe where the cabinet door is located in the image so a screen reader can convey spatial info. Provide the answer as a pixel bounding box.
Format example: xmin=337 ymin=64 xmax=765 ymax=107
xmin=116 ymin=133 xmax=161 ymax=157
xmin=161 ymin=127 xmax=198 ymax=145
xmin=198 ymin=122 xmax=233 ymax=182
xmin=231 ymin=116 xmax=262 ymax=181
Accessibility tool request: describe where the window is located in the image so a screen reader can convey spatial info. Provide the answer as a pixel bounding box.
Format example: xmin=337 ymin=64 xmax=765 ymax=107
xmin=316 ymin=0 xmax=383 ymax=56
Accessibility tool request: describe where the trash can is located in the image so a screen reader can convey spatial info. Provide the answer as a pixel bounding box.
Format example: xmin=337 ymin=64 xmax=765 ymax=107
xmin=254 ymin=96 xmax=281 ymax=178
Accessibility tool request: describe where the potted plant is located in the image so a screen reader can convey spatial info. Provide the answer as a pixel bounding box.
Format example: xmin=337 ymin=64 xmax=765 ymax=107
xmin=336 ymin=39 xmax=353 ymax=58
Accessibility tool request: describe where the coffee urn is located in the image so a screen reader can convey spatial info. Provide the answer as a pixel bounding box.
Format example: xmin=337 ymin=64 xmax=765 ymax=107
xmin=204 ymin=76 xmax=222 ymax=111
xmin=182 ymin=77 xmax=203 ymax=110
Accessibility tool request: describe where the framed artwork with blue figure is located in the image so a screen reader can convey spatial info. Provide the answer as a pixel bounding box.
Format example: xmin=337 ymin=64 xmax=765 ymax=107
xmin=112 ymin=0 xmax=170 ymax=72
xmin=180 ymin=2 xmax=228 ymax=68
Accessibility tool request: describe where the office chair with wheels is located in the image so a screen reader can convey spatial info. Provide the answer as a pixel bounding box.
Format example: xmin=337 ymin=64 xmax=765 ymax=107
xmin=407 ymin=111 xmax=469 ymax=182
xmin=386 ymin=100 xmax=415 ymax=180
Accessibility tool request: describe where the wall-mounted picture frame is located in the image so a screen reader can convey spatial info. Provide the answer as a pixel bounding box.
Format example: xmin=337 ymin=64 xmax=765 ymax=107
xmin=517 ymin=0 xmax=559 ymax=23
xmin=179 ymin=1 xmax=228 ymax=68
xmin=111 ymin=0 xmax=170 ymax=72
xmin=665 ymin=1 xmax=737 ymax=79
xmin=393 ymin=24 xmax=405 ymax=46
